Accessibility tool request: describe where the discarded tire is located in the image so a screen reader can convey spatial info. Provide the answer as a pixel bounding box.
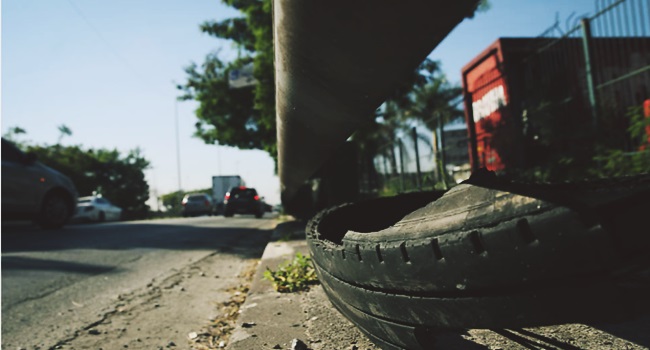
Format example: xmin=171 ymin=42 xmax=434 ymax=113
xmin=306 ymin=173 xmax=650 ymax=349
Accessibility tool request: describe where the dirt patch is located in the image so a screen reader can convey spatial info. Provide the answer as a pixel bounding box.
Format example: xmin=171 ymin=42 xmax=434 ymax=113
xmin=190 ymin=261 xmax=258 ymax=349
xmin=54 ymin=253 xmax=260 ymax=350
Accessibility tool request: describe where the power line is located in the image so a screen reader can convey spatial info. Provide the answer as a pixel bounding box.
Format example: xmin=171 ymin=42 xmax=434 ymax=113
xmin=65 ymin=0 xmax=167 ymax=97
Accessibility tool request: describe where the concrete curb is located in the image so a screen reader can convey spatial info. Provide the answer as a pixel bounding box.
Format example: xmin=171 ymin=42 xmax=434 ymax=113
xmin=227 ymin=220 xmax=379 ymax=350
xmin=227 ymin=221 xmax=311 ymax=350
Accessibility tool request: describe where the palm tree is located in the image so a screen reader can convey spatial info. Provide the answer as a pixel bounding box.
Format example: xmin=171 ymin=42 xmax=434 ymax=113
xmin=57 ymin=124 xmax=73 ymax=145
xmin=352 ymin=59 xmax=464 ymax=193
xmin=406 ymin=74 xmax=463 ymax=187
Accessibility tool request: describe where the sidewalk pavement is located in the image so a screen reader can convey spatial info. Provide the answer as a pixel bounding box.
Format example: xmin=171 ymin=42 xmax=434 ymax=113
xmin=227 ymin=220 xmax=379 ymax=350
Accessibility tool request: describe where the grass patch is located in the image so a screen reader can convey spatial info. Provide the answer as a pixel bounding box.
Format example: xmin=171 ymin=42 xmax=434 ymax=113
xmin=263 ymin=253 xmax=318 ymax=292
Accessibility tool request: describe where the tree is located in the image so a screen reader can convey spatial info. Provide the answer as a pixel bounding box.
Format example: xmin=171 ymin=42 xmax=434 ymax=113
xmin=178 ymin=0 xmax=276 ymax=158
xmin=26 ymin=144 xmax=151 ymax=219
xmin=57 ymin=124 xmax=73 ymax=144
xmin=180 ymin=1 xmax=488 ymax=163
xmin=2 ymin=126 xmax=27 ymax=144
xmin=352 ymin=59 xmax=463 ymax=193
xmin=476 ymin=0 xmax=491 ymax=14
xmin=161 ymin=190 xmax=184 ymax=214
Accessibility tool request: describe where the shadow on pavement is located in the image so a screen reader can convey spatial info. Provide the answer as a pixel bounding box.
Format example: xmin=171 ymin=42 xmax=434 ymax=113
xmin=491 ymin=329 xmax=582 ymax=350
xmin=588 ymin=315 xmax=650 ymax=348
xmin=272 ymin=220 xmax=308 ymax=242
xmin=2 ymin=256 xmax=118 ymax=274
xmin=1 ymin=219 xmax=273 ymax=262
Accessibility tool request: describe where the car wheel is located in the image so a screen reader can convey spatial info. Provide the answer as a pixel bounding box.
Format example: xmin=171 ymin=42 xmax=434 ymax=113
xmin=255 ymin=211 xmax=263 ymax=218
xmin=37 ymin=193 xmax=71 ymax=229
xmin=306 ymin=173 xmax=650 ymax=349
xmin=224 ymin=211 xmax=234 ymax=217
xmin=98 ymin=211 xmax=106 ymax=223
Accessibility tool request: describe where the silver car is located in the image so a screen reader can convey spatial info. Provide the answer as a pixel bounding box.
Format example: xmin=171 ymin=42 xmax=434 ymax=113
xmin=1 ymin=138 xmax=78 ymax=229
xmin=73 ymin=195 xmax=123 ymax=222
xmin=181 ymin=193 xmax=215 ymax=217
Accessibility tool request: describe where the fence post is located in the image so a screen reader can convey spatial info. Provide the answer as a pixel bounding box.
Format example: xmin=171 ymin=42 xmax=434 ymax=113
xmin=398 ymin=139 xmax=405 ymax=192
xmin=382 ymin=154 xmax=389 ymax=187
xmin=438 ymin=116 xmax=449 ymax=190
xmin=412 ymin=127 xmax=422 ymax=190
xmin=581 ymin=18 xmax=599 ymax=129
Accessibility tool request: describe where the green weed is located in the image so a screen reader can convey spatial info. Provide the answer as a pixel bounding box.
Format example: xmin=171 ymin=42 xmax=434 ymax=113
xmin=263 ymin=253 xmax=318 ymax=292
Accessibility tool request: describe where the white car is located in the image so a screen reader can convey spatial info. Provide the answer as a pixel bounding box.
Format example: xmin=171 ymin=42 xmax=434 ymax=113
xmin=73 ymin=196 xmax=122 ymax=222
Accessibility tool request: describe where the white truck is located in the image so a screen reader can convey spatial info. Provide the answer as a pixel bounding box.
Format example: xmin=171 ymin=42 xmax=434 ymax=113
xmin=212 ymin=175 xmax=245 ymax=214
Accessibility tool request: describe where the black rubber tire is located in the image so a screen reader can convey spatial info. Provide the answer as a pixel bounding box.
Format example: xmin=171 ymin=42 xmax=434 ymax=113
xmin=98 ymin=211 xmax=106 ymax=222
xmin=224 ymin=211 xmax=234 ymax=217
xmin=37 ymin=193 xmax=71 ymax=229
xmin=306 ymin=173 xmax=650 ymax=346
xmin=308 ymin=175 xmax=650 ymax=293
xmin=255 ymin=211 xmax=264 ymax=218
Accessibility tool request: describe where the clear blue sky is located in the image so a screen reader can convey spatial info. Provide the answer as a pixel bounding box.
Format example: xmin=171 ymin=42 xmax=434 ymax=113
xmin=1 ymin=0 xmax=595 ymax=207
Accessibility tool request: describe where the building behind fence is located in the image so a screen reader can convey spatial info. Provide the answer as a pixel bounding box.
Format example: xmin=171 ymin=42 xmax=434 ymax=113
xmin=462 ymin=0 xmax=650 ymax=178
xmin=317 ymin=0 xmax=649 ymax=209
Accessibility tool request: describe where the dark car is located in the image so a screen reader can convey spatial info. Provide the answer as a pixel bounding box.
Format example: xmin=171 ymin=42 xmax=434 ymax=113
xmin=223 ymin=186 xmax=265 ymax=218
xmin=181 ymin=193 xmax=215 ymax=217
xmin=1 ymin=138 xmax=78 ymax=228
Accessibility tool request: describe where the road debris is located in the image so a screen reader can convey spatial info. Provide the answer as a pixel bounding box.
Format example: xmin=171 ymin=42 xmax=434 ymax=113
xmin=291 ymin=338 xmax=308 ymax=350
xmin=190 ymin=260 xmax=259 ymax=349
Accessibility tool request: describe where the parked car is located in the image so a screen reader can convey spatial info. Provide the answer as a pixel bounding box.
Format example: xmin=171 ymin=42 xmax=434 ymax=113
xmin=73 ymin=195 xmax=122 ymax=222
xmin=181 ymin=193 xmax=214 ymax=217
xmin=223 ymin=186 xmax=265 ymax=218
xmin=1 ymin=138 xmax=78 ymax=229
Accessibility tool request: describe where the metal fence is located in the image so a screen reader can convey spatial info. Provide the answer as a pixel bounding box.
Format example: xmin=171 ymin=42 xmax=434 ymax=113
xmin=522 ymin=0 xmax=650 ymax=152
xmin=357 ymin=120 xmax=472 ymax=197
xmin=357 ymin=0 xmax=650 ymax=197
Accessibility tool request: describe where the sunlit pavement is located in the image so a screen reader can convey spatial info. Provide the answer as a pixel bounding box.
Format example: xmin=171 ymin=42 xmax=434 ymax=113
xmin=1 ymin=215 xmax=277 ymax=350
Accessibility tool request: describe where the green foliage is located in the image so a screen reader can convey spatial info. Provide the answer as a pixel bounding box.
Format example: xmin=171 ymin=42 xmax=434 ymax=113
xmin=263 ymin=253 xmax=318 ymax=293
xmin=160 ymin=190 xmax=185 ymax=215
xmin=626 ymin=105 xmax=650 ymax=147
xmin=57 ymin=124 xmax=73 ymax=144
xmin=509 ymin=100 xmax=650 ymax=182
xmin=591 ymin=149 xmax=650 ymax=176
xmin=179 ymin=0 xmax=276 ymax=159
xmin=590 ymin=106 xmax=650 ymax=177
xmin=476 ymin=0 xmax=491 ymax=13
xmin=467 ymin=0 xmax=491 ymax=18
xmin=26 ymin=143 xmax=151 ymax=219
xmin=180 ymin=1 xmax=481 ymax=165
xmin=3 ymin=126 xmax=27 ymax=143
xmin=353 ymin=60 xmax=463 ymax=195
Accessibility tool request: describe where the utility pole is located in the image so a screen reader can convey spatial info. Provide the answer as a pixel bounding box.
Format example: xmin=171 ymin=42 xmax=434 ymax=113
xmin=175 ymin=100 xmax=182 ymax=193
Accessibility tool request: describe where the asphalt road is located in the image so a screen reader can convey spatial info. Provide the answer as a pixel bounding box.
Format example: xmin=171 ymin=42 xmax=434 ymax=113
xmin=1 ymin=215 xmax=276 ymax=350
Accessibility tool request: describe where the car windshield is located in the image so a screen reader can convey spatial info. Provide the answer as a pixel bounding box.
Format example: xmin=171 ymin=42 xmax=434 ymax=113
xmin=78 ymin=199 xmax=92 ymax=204
xmin=188 ymin=195 xmax=206 ymax=201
